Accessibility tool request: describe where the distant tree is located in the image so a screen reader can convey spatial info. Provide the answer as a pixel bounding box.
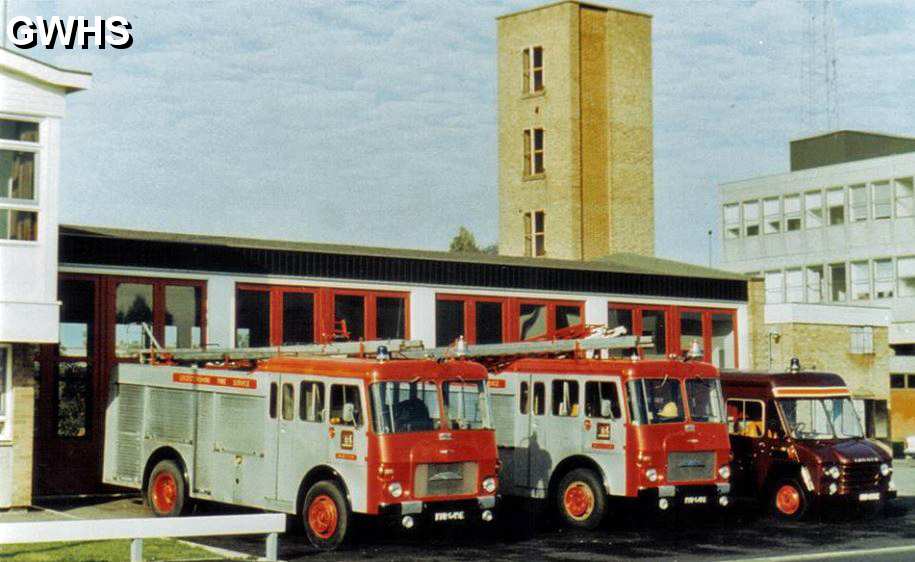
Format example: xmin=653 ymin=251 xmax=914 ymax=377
xmin=449 ymin=226 xmax=481 ymax=253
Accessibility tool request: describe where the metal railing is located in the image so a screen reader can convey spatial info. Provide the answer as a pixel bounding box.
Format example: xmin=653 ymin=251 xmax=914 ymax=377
xmin=0 ymin=513 xmax=286 ymax=561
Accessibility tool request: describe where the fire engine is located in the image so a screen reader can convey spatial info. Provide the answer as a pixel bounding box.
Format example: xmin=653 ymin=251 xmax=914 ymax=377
xmin=101 ymin=340 xmax=499 ymax=550
xmin=461 ymin=329 xmax=733 ymax=529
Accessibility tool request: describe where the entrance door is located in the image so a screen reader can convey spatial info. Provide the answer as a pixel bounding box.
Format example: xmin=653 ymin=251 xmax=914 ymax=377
xmin=581 ymin=377 xmax=626 ymax=494
xmin=275 ymin=377 xmax=328 ymax=506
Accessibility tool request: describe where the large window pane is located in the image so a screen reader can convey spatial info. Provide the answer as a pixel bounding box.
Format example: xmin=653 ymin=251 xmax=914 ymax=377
xmin=874 ymin=259 xmax=894 ymax=299
xmin=763 ymin=197 xmax=781 ymax=234
xmin=806 ymin=265 xmax=823 ymax=303
xmin=59 ymin=279 xmax=94 ymax=357
xmin=334 ymin=295 xmax=365 ymax=341
xmin=765 ymin=271 xmax=784 ymax=304
xmin=899 ymin=257 xmax=915 ymax=297
xmin=608 ymin=307 xmax=633 ymax=334
xmin=829 ymin=263 xmax=847 ymax=302
xmin=850 ymin=184 xmax=868 ymax=222
xmin=436 ymin=299 xmax=464 ymax=347
xmin=680 ymin=311 xmax=703 ymax=354
xmin=641 ymin=309 xmax=667 ymax=358
xmin=282 ymin=292 xmax=314 ymax=345
xmin=4 ymin=209 xmax=37 ymax=241
xmin=786 ymin=268 xmax=804 ymax=303
xmin=555 ymin=305 xmax=582 ymax=331
xmin=236 ymin=289 xmax=270 ymax=348
xmin=0 ymin=119 xmax=39 ymax=142
xmin=851 ymin=261 xmax=871 ymax=300
xmin=115 ymin=283 xmax=154 ymax=355
xmin=784 ymin=194 xmax=801 ymax=231
xmin=896 ymin=177 xmax=914 ymax=218
xmin=376 ymin=296 xmax=406 ymax=340
xmin=826 ymin=187 xmax=844 ymax=225
xmin=805 ymin=191 xmax=823 ymax=228
xmin=873 ymin=181 xmax=892 ymax=219
xmin=743 ymin=201 xmax=760 ymax=236
xmin=519 ymin=304 xmax=547 ymax=340
xmin=56 ymin=362 xmax=90 ymax=438
xmin=711 ymin=313 xmax=735 ymax=368
xmin=723 ymin=203 xmax=741 ymax=239
xmin=475 ymin=301 xmax=503 ymax=344
xmin=165 ymin=286 xmax=202 ymax=348
xmin=0 ymin=150 xmax=35 ymax=200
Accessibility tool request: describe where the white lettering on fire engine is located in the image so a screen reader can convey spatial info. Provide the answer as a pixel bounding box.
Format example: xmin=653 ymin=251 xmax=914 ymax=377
xmin=434 ymin=511 xmax=465 ymax=522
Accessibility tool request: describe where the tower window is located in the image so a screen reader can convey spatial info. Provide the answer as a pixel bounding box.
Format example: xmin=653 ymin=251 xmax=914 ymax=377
xmin=523 ymin=128 xmax=544 ymax=176
xmin=523 ymin=46 xmax=544 ymax=93
xmin=524 ymin=210 xmax=545 ymax=257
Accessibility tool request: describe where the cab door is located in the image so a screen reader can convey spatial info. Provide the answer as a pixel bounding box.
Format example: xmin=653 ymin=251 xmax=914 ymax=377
xmin=275 ymin=378 xmax=328 ymax=507
xmin=582 ymin=377 xmax=627 ymax=495
xmin=327 ymin=383 xmax=369 ymax=513
xmin=725 ymin=398 xmax=766 ymax=495
xmin=527 ymin=376 xmax=582 ymax=496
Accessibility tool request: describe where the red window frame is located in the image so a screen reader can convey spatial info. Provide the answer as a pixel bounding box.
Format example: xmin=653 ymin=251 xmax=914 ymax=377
xmin=237 ymin=284 xmax=410 ymax=346
xmin=436 ymin=294 xmax=584 ymax=344
xmin=436 ymin=294 xmax=511 ymax=345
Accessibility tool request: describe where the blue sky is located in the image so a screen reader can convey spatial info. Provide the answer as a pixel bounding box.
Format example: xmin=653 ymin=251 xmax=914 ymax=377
xmin=11 ymin=0 xmax=915 ymax=265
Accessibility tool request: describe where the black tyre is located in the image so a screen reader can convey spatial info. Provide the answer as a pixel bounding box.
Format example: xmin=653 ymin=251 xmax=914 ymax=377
xmin=145 ymin=459 xmax=187 ymax=517
xmin=771 ymin=478 xmax=809 ymax=521
xmin=303 ymin=480 xmax=350 ymax=550
xmin=556 ymin=468 xmax=607 ymax=530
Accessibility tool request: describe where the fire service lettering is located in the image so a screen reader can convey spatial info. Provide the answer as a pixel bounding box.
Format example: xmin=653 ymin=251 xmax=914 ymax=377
xmin=172 ymin=373 xmax=257 ymax=389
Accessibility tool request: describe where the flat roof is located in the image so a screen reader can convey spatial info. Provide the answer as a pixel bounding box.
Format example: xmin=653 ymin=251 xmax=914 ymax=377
xmin=59 ymin=224 xmax=748 ymax=302
xmin=497 ymin=1 xmax=651 ymax=20
xmin=0 ymin=48 xmax=91 ymax=92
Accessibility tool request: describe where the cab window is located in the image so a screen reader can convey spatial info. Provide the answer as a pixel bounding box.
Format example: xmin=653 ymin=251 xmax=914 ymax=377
xmin=551 ymin=379 xmax=580 ymax=417
xmin=519 ymin=381 xmax=530 ymax=414
xmin=281 ymin=383 xmax=295 ymax=421
xmin=533 ymin=382 xmax=545 ymax=416
xmin=330 ymin=384 xmax=363 ymax=426
xmin=299 ymin=381 xmax=325 ymax=422
xmin=726 ymin=399 xmax=764 ymax=438
xmin=585 ymin=381 xmax=621 ymax=419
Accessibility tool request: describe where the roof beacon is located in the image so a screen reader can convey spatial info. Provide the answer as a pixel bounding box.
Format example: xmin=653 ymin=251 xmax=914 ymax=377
xmin=789 ymin=357 xmax=802 ymax=373
xmin=377 ymin=345 xmax=390 ymax=362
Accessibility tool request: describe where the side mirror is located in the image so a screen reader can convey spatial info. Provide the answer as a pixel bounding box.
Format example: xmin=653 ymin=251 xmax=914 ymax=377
xmin=342 ymin=403 xmax=356 ymax=425
xmin=600 ymin=399 xmax=613 ymax=418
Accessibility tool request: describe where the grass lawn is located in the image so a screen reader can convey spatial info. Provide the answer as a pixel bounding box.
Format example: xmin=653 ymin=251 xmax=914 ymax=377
xmin=0 ymin=538 xmax=241 ymax=561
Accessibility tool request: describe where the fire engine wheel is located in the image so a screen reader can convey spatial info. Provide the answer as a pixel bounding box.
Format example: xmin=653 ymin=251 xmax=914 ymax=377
xmin=556 ymin=469 xmax=606 ymax=530
xmin=303 ymin=481 xmax=349 ymax=550
xmin=771 ymin=479 xmax=809 ymax=521
xmin=145 ymin=460 xmax=187 ymax=517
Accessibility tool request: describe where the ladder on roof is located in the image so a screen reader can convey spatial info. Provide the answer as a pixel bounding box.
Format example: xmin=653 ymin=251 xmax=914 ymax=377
xmin=136 ymin=339 xmax=425 ymax=363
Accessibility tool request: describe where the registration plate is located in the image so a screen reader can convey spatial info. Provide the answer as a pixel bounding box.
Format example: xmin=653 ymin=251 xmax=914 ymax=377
xmin=683 ymin=496 xmax=707 ymax=505
xmin=434 ymin=510 xmax=466 ymax=522
xmin=858 ymin=492 xmax=881 ymax=502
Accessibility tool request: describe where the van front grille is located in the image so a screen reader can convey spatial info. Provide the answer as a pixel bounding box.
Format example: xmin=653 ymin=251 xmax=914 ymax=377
xmin=414 ymin=462 xmax=478 ymax=498
xmin=667 ymin=452 xmax=715 ymax=482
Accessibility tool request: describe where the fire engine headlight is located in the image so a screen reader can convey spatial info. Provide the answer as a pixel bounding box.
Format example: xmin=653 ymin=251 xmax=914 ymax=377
xmin=718 ymin=465 xmax=731 ymax=480
xmin=482 ymin=477 xmax=497 ymax=494
xmin=828 ymin=482 xmax=838 ymax=495
xmin=645 ymin=468 xmax=658 ymax=482
xmin=825 ymin=465 xmax=841 ymax=479
xmin=388 ymin=482 xmax=403 ymax=498
xmin=880 ymin=463 xmax=891 ymax=477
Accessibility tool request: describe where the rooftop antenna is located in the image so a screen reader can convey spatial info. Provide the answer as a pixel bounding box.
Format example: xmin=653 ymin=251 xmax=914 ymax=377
xmin=801 ymin=0 xmax=839 ymax=133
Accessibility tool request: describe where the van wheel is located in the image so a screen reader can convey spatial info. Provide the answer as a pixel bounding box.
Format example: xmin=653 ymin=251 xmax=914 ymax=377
xmin=556 ymin=468 xmax=606 ymax=530
xmin=303 ymin=480 xmax=350 ymax=550
xmin=145 ymin=460 xmax=187 ymax=517
xmin=771 ymin=479 xmax=808 ymax=521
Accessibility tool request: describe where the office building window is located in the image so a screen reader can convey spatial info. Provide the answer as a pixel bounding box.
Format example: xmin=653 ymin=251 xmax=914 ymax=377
xmin=805 ymin=191 xmax=823 ymax=228
xmin=435 ymin=299 xmax=465 ymax=347
xmin=723 ymin=203 xmax=741 ymax=239
xmin=522 ymin=46 xmax=544 ymax=93
xmin=896 ymin=177 xmax=914 ymax=218
xmin=806 ymin=265 xmax=823 ymax=303
xmin=850 ymin=184 xmax=868 ymax=222
xmin=826 ymin=187 xmax=845 ymax=225
xmin=785 ymin=268 xmax=804 ymax=303
xmin=763 ymin=197 xmax=781 ymax=234
xmin=523 ymin=210 xmax=545 ymax=257
xmin=0 ymin=119 xmax=40 ymax=242
xmin=851 ymin=261 xmax=871 ymax=300
xmin=829 ymin=263 xmax=847 ymax=302
xmin=873 ymin=259 xmax=894 ymax=299
xmin=765 ymin=271 xmax=784 ymax=304
xmin=850 ymin=327 xmax=874 ymax=355
xmin=873 ymin=181 xmax=892 ymax=219
xmin=899 ymin=257 xmax=915 ymax=297
xmin=523 ymin=128 xmax=544 ymax=176
xmin=891 ymin=374 xmax=905 ymax=389
xmin=784 ymin=194 xmax=801 ymax=231
xmin=743 ymin=200 xmax=760 ymax=237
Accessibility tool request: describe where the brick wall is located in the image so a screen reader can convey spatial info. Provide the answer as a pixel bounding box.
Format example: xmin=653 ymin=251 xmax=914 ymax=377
xmin=11 ymin=344 xmax=35 ymax=507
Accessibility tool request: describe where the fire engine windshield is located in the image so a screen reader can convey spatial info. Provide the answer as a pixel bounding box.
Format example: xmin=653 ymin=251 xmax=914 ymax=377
xmin=370 ymin=381 xmax=441 ymax=434
xmin=627 ymin=378 xmax=686 ymax=424
xmin=777 ymin=397 xmax=865 ymax=440
xmin=443 ymin=380 xmax=493 ymax=430
xmin=685 ymin=378 xmax=725 ymax=423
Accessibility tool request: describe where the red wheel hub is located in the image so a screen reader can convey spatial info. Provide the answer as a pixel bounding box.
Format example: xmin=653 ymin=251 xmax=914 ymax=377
xmin=563 ymin=482 xmax=595 ymax=520
xmin=775 ymin=484 xmax=801 ymax=515
xmin=308 ymin=495 xmax=339 ymax=539
xmin=151 ymin=472 xmax=177 ymax=514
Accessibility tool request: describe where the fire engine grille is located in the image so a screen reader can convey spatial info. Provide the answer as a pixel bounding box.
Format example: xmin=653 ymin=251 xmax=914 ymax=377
xmin=115 ymin=384 xmax=144 ymax=481
xmin=667 ymin=452 xmax=715 ymax=482
xmin=414 ymin=462 xmax=478 ymax=498
xmin=839 ymin=463 xmax=881 ymax=494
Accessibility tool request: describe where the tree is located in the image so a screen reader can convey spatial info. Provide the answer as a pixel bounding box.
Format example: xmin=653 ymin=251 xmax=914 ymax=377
xmin=449 ymin=226 xmax=481 ymax=253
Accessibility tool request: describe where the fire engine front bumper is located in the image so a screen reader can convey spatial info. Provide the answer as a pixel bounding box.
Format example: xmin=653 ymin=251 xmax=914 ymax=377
xmin=639 ymin=483 xmax=731 ymax=510
xmin=379 ymin=495 xmax=497 ymax=528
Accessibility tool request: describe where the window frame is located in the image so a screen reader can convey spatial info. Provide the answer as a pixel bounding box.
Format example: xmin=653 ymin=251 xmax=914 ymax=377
xmin=804 ymin=190 xmax=824 ymax=229
xmin=763 ymin=196 xmax=781 ymax=234
xmin=726 ymin=398 xmax=766 ymax=439
xmin=299 ymin=381 xmax=326 ymax=423
xmin=784 ymin=194 xmax=801 ymax=231
xmin=0 ymin=345 xmax=11 ymax=441
xmin=826 ymin=187 xmax=845 ymax=226
xmin=550 ymin=379 xmax=581 ymax=417
xmin=111 ymin=277 xmax=208 ymax=356
xmin=523 ymin=209 xmax=546 ymax=257
xmin=522 ymin=45 xmax=544 ymax=94
xmin=0 ymin=115 xmax=42 ymax=244
xmin=873 ymin=258 xmax=895 ymax=299
xmin=850 ymin=260 xmax=872 ymax=301
xmin=895 ymin=177 xmax=914 ymax=218
xmin=435 ymin=294 xmax=509 ymax=346
xmin=723 ymin=203 xmax=741 ymax=239
xmin=523 ymin=128 xmax=545 ymax=177
xmin=872 ymin=180 xmax=892 ymax=220
xmin=849 ymin=184 xmax=868 ymax=222
xmin=514 ymin=298 xmax=584 ymax=341
xmin=742 ymin=200 xmax=760 ymax=237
